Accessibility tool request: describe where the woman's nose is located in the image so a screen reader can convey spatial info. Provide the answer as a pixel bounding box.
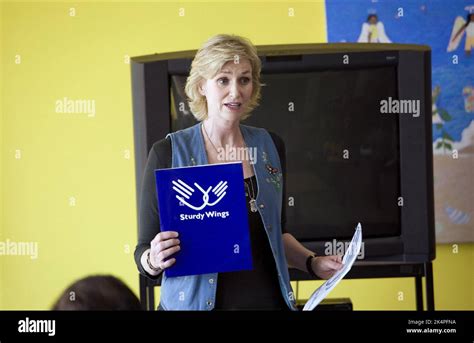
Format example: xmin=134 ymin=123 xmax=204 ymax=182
xmin=229 ymin=81 xmax=241 ymax=98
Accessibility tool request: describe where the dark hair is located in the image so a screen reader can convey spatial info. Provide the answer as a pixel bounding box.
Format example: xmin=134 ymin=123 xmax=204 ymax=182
xmin=52 ymin=275 xmax=142 ymax=311
xmin=468 ymin=13 xmax=474 ymax=22
xmin=367 ymin=14 xmax=378 ymax=22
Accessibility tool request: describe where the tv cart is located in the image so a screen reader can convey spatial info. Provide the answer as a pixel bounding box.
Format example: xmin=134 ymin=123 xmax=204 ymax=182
xmin=139 ymin=261 xmax=434 ymax=311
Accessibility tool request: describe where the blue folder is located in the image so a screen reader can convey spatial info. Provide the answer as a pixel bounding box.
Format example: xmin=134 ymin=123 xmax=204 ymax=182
xmin=154 ymin=162 xmax=253 ymax=277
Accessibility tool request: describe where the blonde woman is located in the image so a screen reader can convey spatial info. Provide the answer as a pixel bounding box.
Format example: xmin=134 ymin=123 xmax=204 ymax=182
xmin=134 ymin=34 xmax=343 ymax=310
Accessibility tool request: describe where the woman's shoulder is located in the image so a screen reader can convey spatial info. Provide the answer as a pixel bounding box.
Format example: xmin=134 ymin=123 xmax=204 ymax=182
xmin=150 ymin=137 xmax=172 ymax=168
xmin=267 ymin=131 xmax=284 ymax=149
xmin=151 ymin=136 xmax=171 ymax=155
xmin=240 ymin=124 xmax=284 ymax=149
xmin=241 ymin=124 xmax=279 ymax=139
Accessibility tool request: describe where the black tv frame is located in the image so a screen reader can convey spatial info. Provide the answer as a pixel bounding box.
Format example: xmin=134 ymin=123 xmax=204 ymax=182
xmin=131 ymin=43 xmax=435 ymax=310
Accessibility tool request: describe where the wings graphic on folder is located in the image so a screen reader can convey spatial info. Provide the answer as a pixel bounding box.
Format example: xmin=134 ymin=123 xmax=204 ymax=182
xmin=172 ymin=179 xmax=228 ymax=210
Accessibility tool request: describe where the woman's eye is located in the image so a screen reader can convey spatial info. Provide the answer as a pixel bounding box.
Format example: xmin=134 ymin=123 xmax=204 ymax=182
xmin=217 ymin=77 xmax=251 ymax=85
xmin=240 ymin=77 xmax=251 ymax=85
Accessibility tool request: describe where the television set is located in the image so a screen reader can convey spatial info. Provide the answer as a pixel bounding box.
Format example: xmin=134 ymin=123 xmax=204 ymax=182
xmin=131 ymin=43 xmax=435 ymax=267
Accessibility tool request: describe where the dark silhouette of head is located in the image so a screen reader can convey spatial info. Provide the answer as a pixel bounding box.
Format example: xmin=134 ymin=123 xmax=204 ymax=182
xmin=367 ymin=14 xmax=378 ymax=24
xmin=52 ymin=275 xmax=142 ymax=311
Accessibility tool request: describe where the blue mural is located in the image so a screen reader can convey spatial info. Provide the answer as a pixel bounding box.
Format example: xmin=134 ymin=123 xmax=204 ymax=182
xmin=325 ymin=0 xmax=474 ymax=147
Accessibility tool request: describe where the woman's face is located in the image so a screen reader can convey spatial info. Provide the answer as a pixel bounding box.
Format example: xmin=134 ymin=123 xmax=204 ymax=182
xmin=199 ymin=59 xmax=253 ymax=122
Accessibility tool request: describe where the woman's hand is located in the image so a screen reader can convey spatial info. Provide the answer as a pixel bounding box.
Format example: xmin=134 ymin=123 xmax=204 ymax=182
xmin=311 ymin=255 xmax=344 ymax=279
xmin=149 ymin=231 xmax=181 ymax=271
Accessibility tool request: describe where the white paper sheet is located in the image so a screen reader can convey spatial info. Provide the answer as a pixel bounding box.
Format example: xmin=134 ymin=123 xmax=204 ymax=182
xmin=302 ymin=223 xmax=362 ymax=311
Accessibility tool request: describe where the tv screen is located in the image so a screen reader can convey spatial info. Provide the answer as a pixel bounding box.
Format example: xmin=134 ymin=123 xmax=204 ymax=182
xmin=169 ymin=66 xmax=400 ymax=241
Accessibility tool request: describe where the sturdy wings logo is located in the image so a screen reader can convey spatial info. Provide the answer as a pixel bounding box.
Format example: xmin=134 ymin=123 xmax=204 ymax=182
xmin=172 ymin=179 xmax=228 ymax=211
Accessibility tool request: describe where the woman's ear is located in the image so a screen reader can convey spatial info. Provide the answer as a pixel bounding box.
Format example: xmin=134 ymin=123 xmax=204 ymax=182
xmin=198 ymin=80 xmax=207 ymax=97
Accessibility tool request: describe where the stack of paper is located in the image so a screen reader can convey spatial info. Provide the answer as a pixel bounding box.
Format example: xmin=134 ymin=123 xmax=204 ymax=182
xmin=303 ymin=223 xmax=362 ymax=311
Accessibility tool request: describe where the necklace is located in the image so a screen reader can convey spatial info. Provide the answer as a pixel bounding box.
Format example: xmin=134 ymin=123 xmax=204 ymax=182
xmin=245 ymin=178 xmax=258 ymax=213
xmin=203 ymin=123 xmax=257 ymax=211
xmin=202 ymin=123 xmax=225 ymax=159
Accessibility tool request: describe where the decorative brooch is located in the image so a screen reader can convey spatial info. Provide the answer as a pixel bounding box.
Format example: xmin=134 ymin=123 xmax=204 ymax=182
xmin=262 ymin=151 xmax=282 ymax=190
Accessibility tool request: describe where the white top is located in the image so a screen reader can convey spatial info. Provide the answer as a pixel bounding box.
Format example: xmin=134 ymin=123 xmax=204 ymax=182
xmin=466 ymin=22 xmax=474 ymax=37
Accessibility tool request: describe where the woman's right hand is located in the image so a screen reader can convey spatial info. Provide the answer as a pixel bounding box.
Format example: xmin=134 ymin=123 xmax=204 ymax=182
xmin=149 ymin=231 xmax=180 ymax=271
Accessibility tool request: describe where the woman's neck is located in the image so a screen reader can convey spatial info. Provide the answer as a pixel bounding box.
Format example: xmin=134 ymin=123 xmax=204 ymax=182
xmin=202 ymin=118 xmax=243 ymax=147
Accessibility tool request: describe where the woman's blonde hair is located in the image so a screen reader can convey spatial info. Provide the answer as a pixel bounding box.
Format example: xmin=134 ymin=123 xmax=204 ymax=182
xmin=185 ymin=34 xmax=264 ymax=121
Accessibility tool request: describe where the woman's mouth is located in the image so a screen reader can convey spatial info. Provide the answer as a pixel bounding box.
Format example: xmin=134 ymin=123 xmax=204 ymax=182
xmin=224 ymin=102 xmax=242 ymax=111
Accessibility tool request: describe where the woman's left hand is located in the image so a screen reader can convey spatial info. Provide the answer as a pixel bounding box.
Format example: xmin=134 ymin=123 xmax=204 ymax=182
xmin=311 ymin=255 xmax=344 ymax=279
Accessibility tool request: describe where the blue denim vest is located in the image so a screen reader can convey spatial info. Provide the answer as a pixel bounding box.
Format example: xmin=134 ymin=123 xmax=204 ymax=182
xmin=159 ymin=123 xmax=297 ymax=311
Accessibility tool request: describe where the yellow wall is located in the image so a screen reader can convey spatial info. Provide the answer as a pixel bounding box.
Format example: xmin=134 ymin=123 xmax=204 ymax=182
xmin=1 ymin=2 xmax=472 ymax=310
xmin=0 ymin=0 xmax=4 ymax=310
